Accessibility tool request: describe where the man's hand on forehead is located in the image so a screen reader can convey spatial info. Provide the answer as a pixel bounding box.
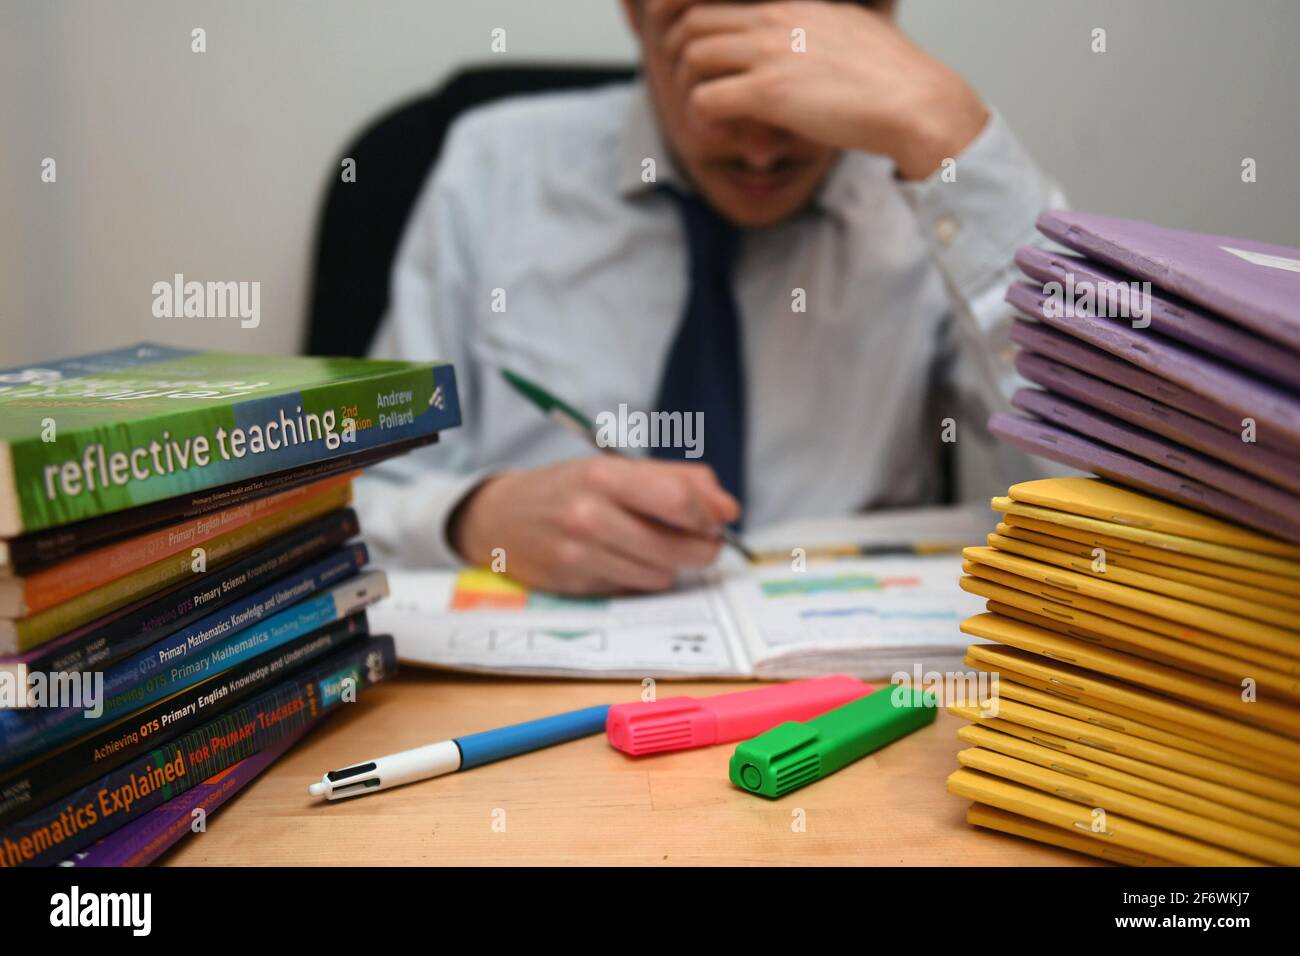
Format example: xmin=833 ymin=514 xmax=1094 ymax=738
xmin=642 ymin=0 xmax=987 ymax=180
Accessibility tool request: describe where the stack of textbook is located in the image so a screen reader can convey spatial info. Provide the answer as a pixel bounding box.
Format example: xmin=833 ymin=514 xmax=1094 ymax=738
xmin=0 ymin=344 xmax=460 ymax=866
xmin=946 ymin=213 xmax=1300 ymax=866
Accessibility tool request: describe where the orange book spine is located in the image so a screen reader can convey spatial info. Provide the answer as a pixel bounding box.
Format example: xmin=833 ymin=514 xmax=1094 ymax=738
xmin=17 ymin=470 xmax=358 ymax=614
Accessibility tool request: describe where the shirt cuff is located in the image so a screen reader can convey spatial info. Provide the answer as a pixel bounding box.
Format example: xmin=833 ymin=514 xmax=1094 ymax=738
xmin=353 ymin=466 xmax=490 ymax=568
xmin=895 ymin=109 xmax=1055 ymax=294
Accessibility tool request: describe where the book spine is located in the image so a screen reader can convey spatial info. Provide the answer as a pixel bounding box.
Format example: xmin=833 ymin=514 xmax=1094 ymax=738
xmin=3 ymin=482 xmax=352 ymax=654
xmin=0 ymin=613 xmax=366 ymax=828
xmin=6 ymin=362 xmax=460 ymax=533
xmin=4 ymin=435 xmax=427 ymax=574
xmin=0 ymin=633 xmax=398 ymax=867
xmin=64 ymin=725 xmax=309 ymax=867
xmin=0 ymin=565 xmax=384 ymax=769
xmin=4 ymin=508 xmax=360 ymax=678
xmin=16 ymin=473 xmax=354 ymax=614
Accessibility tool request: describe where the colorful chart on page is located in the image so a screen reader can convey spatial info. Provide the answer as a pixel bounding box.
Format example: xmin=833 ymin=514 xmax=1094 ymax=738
xmin=760 ymin=572 xmax=923 ymax=599
xmin=728 ymin=557 xmax=983 ymax=650
xmin=448 ymin=568 xmax=609 ymax=611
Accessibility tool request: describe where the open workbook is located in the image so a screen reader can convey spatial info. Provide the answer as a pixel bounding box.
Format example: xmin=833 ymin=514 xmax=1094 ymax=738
xmin=367 ymin=506 xmax=990 ymax=679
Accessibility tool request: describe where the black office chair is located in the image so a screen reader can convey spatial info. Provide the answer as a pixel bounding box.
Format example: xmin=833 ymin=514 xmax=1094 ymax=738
xmin=304 ymin=63 xmax=636 ymax=358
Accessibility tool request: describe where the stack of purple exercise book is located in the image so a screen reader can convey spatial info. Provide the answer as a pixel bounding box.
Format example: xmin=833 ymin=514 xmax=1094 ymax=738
xmin=995 ymin=209 xmax=1300 ymax=545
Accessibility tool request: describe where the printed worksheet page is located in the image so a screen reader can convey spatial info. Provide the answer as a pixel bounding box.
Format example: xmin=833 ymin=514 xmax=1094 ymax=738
xmin=719 ymin=555 xmax=984 ymax=677
xmin=369 ymin=568 xmax=752 ymax=678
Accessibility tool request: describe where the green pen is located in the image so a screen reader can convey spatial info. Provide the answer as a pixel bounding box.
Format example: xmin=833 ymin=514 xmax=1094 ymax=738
xmin=729 ymin=685 xmax=937 ymax=798
xmin=500 ymin=366 xmax=757 ymax=562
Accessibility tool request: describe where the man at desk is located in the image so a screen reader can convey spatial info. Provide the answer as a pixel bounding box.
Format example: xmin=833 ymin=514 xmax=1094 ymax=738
xmin=359 ymin=0 xmax=1063 ymax=594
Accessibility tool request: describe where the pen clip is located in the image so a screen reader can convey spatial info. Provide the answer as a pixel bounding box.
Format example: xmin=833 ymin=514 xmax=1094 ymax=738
xmin=327 ymin=761 xmax=377 ymax=783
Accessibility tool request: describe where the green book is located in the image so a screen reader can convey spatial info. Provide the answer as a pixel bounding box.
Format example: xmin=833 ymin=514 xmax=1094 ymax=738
xmin=0 ymin=344 xmax=460 ymax=536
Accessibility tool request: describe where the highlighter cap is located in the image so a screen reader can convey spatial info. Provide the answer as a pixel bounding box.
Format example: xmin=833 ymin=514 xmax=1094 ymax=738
xmin=729 ymin=686 xmax=936 ymax=798
xmin=606 ymin=696 xmax=717 ymax=754
xmin=606 ymin=676 xmax=872 ymax=756
xmin=730 ymin=721 xmax=824 ymax=797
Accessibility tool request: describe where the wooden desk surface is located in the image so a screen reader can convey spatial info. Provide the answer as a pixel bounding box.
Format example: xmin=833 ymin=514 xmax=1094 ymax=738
xmin=164 ymin=671 xmax=1091 ymax=866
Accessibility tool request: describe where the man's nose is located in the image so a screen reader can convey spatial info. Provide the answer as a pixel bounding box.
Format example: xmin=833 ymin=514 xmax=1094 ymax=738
xmin=732 ymin=121 xmax=794 ymax=171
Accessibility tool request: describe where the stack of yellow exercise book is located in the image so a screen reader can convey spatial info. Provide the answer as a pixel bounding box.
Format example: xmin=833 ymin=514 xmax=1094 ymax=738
xmin=945 ymin=476 xmax=1300 ymax=866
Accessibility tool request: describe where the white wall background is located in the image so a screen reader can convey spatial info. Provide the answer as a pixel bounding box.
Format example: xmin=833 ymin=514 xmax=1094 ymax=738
xmin=3 ymin=0 xmax=1297 ymax=366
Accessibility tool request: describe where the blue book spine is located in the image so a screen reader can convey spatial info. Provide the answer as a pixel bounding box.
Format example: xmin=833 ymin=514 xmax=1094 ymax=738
xmin=0 ymin=614 xmax=367 ymax=830
xmin=0 ymin=634 xmax=398 ymax=867
xmin=0 ymin=546 xmax=369 ymax=768
xmin=16 ymin=507 xmax=360 ymax=675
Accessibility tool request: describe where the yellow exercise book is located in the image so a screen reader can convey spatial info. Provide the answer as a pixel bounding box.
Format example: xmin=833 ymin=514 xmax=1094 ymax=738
xmin=994 ymin=521 xmax=1300 ymax=612
xmin=948 ymin=694 xmax=1300 ymax=809
xmin=960 ymin=576 xmax=1300 ymax=699
xmin=972 ymin=590 xmax=1294 ymax=712
xmin=963 ymin=547 xmax=1298 ymax=653
xmin=986 ymin=531 xmax=1300 ymax=629
xmin=992 ymin=499 xmax=1300 ymax=578
xmin=965 ymin=803 xmax=1175 ymax=866
xmin=962 ymin=643 xmax=1300 ymax=778
xmin=961 ymin=616 xmax=1300 ymax=743
xmin=946 ymin=768 xmax=1262 ymax=866
xmin=985 ymin=600 xmax=1300 ymax=698
xmin=960 ymin=612 xmax=1300 ymax=737
xmin=961 ymin=559 xmax=1300 ymax=674
xmin=982 ymin=676 xmax=1289 ymax=790
xmin=965 ymin=654 xmax=1300 ymax=785
xmin=956 ymin=723 xmax=1300 ymax=837
xmin=1007 ymin=477 xmax=1300 ymax=560
xmin=955 ymin=747 xmax=1300 ymax=865
xmin=987 ymin=600 xmax=1294 ymax=697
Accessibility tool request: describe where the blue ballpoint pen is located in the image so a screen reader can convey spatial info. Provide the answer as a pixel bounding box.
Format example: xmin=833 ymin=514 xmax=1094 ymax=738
xmin=307 ymin=704 xmax=611 ymax=800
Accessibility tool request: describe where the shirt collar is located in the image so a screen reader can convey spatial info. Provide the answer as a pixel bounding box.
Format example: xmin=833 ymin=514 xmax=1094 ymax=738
xmin=617 ymin=79 xmax=688 ymax=198
xmin=814 ymin=152 xmax=864 ymax=217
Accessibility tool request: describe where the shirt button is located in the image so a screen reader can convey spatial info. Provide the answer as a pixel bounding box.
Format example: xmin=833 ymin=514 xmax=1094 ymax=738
xmin=935 ymin=217 xmax=959 ymax=244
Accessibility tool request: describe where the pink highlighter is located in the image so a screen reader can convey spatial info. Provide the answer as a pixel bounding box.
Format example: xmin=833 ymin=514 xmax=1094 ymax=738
xmin=605 ymin=675 xmax=873 ymax=756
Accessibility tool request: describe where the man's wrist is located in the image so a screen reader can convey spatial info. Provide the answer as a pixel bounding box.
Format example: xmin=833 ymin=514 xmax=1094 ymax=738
xmin=447 ymin=472 xmax=505 ymax=564
xmin=889 ymin=81 xmax=989 ymax=181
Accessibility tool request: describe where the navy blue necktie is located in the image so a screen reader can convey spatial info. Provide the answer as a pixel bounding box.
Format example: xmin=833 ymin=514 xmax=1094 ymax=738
xmin=650 ymin=190 xmax=747 ymax=516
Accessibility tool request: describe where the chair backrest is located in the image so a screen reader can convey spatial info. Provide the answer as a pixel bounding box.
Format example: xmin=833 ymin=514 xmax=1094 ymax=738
xmin=304 ymin=63 xmax=636 ymax=357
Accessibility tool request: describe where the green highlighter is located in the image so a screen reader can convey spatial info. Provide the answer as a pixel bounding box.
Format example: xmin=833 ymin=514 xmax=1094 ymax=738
xmin=729 ymin=685 xmax=936 ymax=798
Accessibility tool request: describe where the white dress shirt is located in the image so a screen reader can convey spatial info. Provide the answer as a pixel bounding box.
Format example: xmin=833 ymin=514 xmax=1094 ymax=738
xmin=358 ymin=80 xmax=1064 ymax=566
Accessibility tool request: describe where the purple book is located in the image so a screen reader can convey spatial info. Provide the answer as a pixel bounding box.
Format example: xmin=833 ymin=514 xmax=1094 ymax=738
xmin=1008 ymin=319 xmax=1281 ymax=440
xmin=988 ymin=412 xmax=1300 ymax=543
xmin=1036 ymin=209 xmax=1300 ymax=353
xmin=1011 ymin=388 xmax=1300 ymax=533
xmin=1005 ymin=281 xmax=1300 ymax=449
xmin=1014 ymin=245 xmax=1300 ymax=389
xmin=1015 ymin=351 xmax=1300 ymax=494
xmin=62 ymin=725 xmax=310 ymax=867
